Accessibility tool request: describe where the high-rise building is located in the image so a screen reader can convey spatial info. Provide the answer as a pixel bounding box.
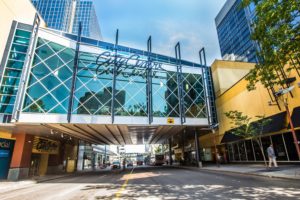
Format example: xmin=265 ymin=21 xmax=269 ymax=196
xmin=215 ymin=0 xmax=258 ymax=63
xmin=31 ymin=0 xmax=102 ymax=39
xmin=72 ymin=0 xmax=102 ymax=39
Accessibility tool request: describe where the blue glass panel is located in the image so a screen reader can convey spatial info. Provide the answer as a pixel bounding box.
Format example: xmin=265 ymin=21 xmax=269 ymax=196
xmin=13 ymin=37 xmax=30 ymax=45
xmin=0 ymin=95 xmax=16 ymax=105
xmin=15 ymin=30 xmax=31 ymax=38
xmin=6 ymin=60 xmax=24 ymax=70
xmin=11 ymin=44 xmax=28 ymax=53
xmin=9 ymin=52 xmax=26 ymax=61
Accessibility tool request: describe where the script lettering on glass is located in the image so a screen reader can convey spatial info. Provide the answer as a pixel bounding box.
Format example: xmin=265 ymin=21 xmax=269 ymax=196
xmin=95 ymin=51 xmax=164 ymax=78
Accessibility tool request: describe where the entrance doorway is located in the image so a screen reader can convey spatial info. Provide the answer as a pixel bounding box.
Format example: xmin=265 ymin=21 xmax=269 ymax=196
xmin=29 ymin=154 xmax=41 ymax=177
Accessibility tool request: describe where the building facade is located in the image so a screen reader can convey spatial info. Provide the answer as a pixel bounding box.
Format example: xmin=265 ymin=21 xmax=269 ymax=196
xmin=200 ymin=60 xmax=300 ymax=163
xmin=31 ymin=0 xmax=102 ymax=39
xmin=215 ymin=0 xmax=258 ymax=63
xmin=0 ymin=11 xmax=216 ymax=179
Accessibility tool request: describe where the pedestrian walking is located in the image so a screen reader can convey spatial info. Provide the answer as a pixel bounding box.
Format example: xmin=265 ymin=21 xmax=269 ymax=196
xmin=267 ymin=144 xmax=278 ymax=168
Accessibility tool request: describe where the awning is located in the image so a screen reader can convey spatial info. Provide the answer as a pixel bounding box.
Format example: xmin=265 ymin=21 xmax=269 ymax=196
xmin=251 ymin=111 xmax=286 ymax=134
xmin=288 ymin=107 xmax=300 ymax=128
xmin=221 ymin=111 xmax=286 ymax=144
xmin=220 ymin=131 xmax=243 ymax=143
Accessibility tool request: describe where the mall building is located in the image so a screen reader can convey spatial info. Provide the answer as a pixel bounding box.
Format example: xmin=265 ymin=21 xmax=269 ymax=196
xmin=199 ymin=60 xmax=300 ymax=163
xmin=0 ymin=0 xmax=216 ymax=179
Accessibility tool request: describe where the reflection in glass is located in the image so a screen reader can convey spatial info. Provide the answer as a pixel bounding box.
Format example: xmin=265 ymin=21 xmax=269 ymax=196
xmin=152 ymin=69 xmax=179 ymax=117
xmin=183 ymin=73 xmax=206 ymax=118
xmin=23 ymin=38 xmax=74 ymax=114
xmin=115 ymin=65 xmax=147 ymax=116
xmin=73 ymin=52 xmax=113 ymax=115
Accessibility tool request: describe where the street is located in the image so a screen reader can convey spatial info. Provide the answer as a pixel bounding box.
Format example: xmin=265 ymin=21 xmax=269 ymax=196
xmin=0 ymin=166 xmax=300 ymax=200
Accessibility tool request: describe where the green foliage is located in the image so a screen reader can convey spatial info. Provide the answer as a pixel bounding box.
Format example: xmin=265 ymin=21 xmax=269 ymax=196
xmin=154 ymin=144 xmax=168 ymax=154
xmin=242 ymin=0 xmax=300 ymax=90
xmin=224 ymin=110 xmax=272 ymax=139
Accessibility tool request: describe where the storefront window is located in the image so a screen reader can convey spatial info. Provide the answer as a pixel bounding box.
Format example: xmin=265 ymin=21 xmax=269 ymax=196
xmin=252 ymin=140 xmax=264 ymax=161
xmin=238 ymin=141 xmax=247 ymax=161
xmin=245 ymin=140 xmax=254 ymax=161
xmin=261 ymin=136 xmax=271 ymax=157
xmin=283 ymin=132 xmax=298 ymax=161
xmin=271 ymin=134 xmax=288 ymax=161
xmin=233 ymin=143 xmax=240 ymax=161
xmin=227 ymin=144 xmax=234 ymax=161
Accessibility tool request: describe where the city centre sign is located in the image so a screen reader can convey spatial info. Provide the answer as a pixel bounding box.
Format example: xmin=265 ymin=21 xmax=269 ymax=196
xmin=32 ymin=137 xmax=59 ymax=154
xmin=95 ymin=51 xmax=166 ymax=78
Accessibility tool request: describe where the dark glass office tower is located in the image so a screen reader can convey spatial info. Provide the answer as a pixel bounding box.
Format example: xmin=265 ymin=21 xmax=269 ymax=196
xmin=215 ymin=0 xmax=258 ymax=63
xmin=31 ymin=0 xmax=102 ymax=39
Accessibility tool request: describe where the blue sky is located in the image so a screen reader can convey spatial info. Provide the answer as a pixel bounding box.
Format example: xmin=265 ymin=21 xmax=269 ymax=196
xmin=94 ymin=0 xmax=225 ymax=65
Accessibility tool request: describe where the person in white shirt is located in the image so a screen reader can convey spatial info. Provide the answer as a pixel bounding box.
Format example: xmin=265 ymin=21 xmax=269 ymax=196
xmin=267 ymin=144 xmax=278 ymax=168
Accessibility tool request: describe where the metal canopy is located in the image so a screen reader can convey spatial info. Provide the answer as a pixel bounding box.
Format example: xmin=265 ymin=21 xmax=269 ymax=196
xmin=1 ymin=123 xmax=205 ymax=145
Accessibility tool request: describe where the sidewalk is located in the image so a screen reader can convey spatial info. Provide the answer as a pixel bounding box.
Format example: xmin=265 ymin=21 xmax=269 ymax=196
xmin=178 ymin=164 xmax=300 ymax=180
xmin=0 ymin=173 xmax=73 ymax=194
xmin=0 ymin=168 xmax=113 ymax=194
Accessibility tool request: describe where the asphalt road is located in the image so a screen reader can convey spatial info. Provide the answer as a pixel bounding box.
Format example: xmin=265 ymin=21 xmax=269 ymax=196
xmin=1 ymin=166 xmax=300 ymax=200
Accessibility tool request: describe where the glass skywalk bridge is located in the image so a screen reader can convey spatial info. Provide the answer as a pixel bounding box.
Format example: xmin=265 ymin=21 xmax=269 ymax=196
xmin=0 ymin=21 xmax=216 ymax=144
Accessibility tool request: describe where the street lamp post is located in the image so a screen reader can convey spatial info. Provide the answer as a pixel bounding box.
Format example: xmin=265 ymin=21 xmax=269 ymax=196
xmin=211 ymin=124 xmax=219 ymax=167
xmin=274 ymin=86 xmax=300 ymax=160
xmin=283 ymin=98 xmax=300 ymax=160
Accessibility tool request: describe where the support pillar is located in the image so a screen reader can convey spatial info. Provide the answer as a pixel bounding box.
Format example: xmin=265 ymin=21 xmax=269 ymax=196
xmin=7 ymin=133 xmax=33 ymax=180
xmin=77 ymin=141 xmax=85 ymax=171
xmin=181 ymin=129 xmax=185 ymax=165
xmin=194 ymin=130 xmax=202 ymax=168
xmin=39 ymin=154 xmax=49 ymax=176
xmin=168 ymin=138 xmax=173 ymax=165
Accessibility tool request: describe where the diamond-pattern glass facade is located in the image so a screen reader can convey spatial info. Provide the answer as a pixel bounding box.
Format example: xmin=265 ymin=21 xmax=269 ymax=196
xmin=73 ymin=52 xmax=113 ymax=115
xmin=182 ymin=73 xmax=206 ymax=118
xmin=152 ymin=68 xmax=179 ymax=117
xmin=20 ymin=35 xmax=208 ymax=120
xmin=115 ymin=64 xmax=147 ymax=117
xmin=23 ymin=38 xmax=74 ymax=113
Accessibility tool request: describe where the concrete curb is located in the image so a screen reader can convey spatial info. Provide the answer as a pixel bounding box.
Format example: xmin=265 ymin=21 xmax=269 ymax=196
xmin=35 ymin=173 xmax=75 ymax=183
xmin=171 ymin=165 xmax=300 ymax=181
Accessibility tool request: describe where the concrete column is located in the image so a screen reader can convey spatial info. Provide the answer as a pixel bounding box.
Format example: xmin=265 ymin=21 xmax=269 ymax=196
xmin=168 ymin=138 xmax=173 ymax=165
xmin=7 ymin=133 xmax=33 ymax=180
xmin=181 ymin=129 xmax=185 ymax=164
xmin=77 ymin=141 xmax=85 ymax=171
xmin=39 ymin=154 xmax=49 ymax=176
xmin=194 ymin=130 xmax=202 ymax=168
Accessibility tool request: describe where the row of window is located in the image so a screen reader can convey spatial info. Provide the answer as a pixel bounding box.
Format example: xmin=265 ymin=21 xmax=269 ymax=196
xmin=0 ymin=28 xmax=31 ymax=114
xmin=227 ymin=131 xmax=300 ymax=162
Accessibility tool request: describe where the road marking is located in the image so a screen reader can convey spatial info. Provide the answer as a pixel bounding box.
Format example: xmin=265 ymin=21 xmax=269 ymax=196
xmin=115 ymin=167 xmax=135 ymax=199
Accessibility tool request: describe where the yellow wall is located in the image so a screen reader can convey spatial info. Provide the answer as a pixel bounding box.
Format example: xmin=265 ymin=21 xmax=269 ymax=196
xmin=211 ymin=60 xmax=255 ymax=97
xmin=201 ymin=60 xmax=300 ymax=146
xmin=0 ymin=0 xmax=45 ymax=62
xmin=0 ymin=131 xmax=14 ymax=140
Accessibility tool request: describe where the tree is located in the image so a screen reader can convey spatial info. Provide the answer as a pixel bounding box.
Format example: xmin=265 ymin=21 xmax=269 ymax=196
xmin=224 ymin=110 xmax=272 ymax=167
xmin=154 ymin=144 xmax=168 ymax=154
xmin=241 ymin=0 xmax=300 ymax=91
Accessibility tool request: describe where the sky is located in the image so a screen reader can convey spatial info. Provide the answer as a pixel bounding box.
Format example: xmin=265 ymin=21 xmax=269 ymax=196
xmin=94 ymin=0 xmax=225 ymax=65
